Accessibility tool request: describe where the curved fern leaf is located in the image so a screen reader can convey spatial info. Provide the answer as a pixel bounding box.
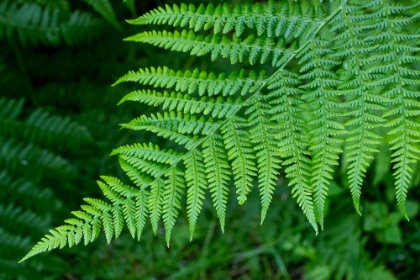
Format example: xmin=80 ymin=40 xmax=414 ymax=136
xmin=22 ymin=0 xmax=420 ymax=262
xmin=122 ymin=112 xmax=208 ymax=149
xmin=126 ymin=30 xmax=294 ymax=66
xmin=367 ymin=1 xmax=420 ymax=218
xmin=330 ymin=1 xmax=387 ymax=213
xmin=298 ymin=39 xmax=345 ymax=228
xmin=0 ymin=0 xmax=103 ymax=46
xmin=148 ymin=178 xmax=165 ymax=235
xmin=118 ymin=90 xmax=241 ymax=118
xmin=245 ymin=96 xmax=282 ymax=224
xmin=183 ymin=150 xmax=207 ymax=239
xmin=111 ymin=143 xmax=181 ymax=165
xmin=162 ymin=167 xmax=184 ymax=246
xmin=114 ymin=67 xmax=265 ymax=97
xmin=268 ymin=70 xmax=317 ymax=232
xmin=128 ymin=1 xmax=325 ymax=39
xmin=203 ymin=134 xmax=230 ymax=232
xmin=221 ymin=117 xmax=256 ymax=205
xmin=82 ymin=0 xmax=121 ymax=30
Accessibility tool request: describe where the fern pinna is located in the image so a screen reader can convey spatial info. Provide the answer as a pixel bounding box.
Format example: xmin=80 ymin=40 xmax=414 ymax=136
xmin=0 ymin=98 xmax=92 ymax=278
xmin=22 ymin=0 xmax=420 ymax=261
xmin=0 ymin=0 xmax=120 ymax=46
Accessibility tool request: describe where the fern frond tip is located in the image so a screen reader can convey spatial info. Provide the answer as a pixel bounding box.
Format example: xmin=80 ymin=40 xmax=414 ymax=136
xmin=398 ymin=202 xmax=410 ymax=221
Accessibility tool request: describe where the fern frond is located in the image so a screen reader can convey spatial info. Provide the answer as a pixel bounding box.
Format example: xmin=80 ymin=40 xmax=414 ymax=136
xmin=267 ymin=70 xmax=317 ymax=232
xmin=0 ymin=107 xmax=93 ymax=152
xmin=0 ymin=204 xmax=51 ymax=234
xmin=119 ymin=156 xmax=167 ymax=179
xmin=17 ymin=0 xmax=70 ymax=10
xmin=0 ymin=99 xmax=92 ymax=274
xmin=202 ymin=134 xmax=230 ymax=232
xmin=221 ymin=117 xmax=256 ymax=205
xmin=365 ymin=0 xmax=420 ymax=218
xmin=183 ymin=150 xmax=207 ymax=239
xmin=126 ymin=30 xmax=294 ymax=66
xmin=25 ymin=108 xmax=93 ymax=142
xmin=297 ymin=39 xmax=345 ymax=228
xmin=135 ymin=189 xmax=149 ymax=241
xmin=0 ymin=0 xmax=103 ymax=46
xmin=114 ymin=67 xmax=265 ymax=97
xmin=118 ymin=90 xmax=241 ymax=118
xmin=20 ymin=176 xmax=149 ymax=261
xmin=245 ymin=95 xmax=282 ymax=224
xmin=0 ymin=98 xmax=24 ymax=120
xmin=128 ymin=1 xmax=325 ymax=39
xmin=111 ymin=143 xmax=181 ymax=165
xmin=0 ymin=138 xmax=74 ymax=176
xmin=162 ymin=167 xmax=184 ymax=246
xmin=81 ymin=0 xmax=120 ymax=30
xmin=118 ymin=158 xmax=153 ymax=189
xmin=330 ymin=1 xmax=388 ymax=213
xmin=0 ymin=98 xmax=92 ymax=150
xmin=122 ymin=112 xmax=214 ymax=149
xmin=1 ymin=228 xmax=32 ymax=257
xmin=0 ymin=171 xmax=56 ymax=211
xmin=148 ymin=178 xmax=165 ymax=235
xmin=23 ymin=0 xmax=420 ymax=262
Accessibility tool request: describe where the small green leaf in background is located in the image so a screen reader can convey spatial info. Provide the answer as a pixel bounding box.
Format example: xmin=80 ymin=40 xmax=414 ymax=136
xmin=83 ymin=0 xmax=121 ymax=31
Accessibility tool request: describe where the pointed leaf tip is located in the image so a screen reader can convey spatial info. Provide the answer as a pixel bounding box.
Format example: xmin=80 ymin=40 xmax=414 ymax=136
xmin=354 ymin=202 xmax=361 ymax=216
xmin=311 ymin=220 xmax=319 ymax=235
xmin=399 ymin=203 xmax=409 ymax=221
xmin=260 ymin=209 xmax=267 ymax=225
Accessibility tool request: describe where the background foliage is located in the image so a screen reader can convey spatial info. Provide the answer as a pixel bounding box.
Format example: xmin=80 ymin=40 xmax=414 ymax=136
xmin=0 ymin=0 xmax=419 ymax=279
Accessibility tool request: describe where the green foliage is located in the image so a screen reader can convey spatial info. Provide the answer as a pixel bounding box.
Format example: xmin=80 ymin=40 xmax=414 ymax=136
xmin=82 ymin=0 xmax=121 ymax=31
xmin=22 ymin=0 xmax=420 ymax=272
xmin=0 ymin=0 xmax=121 ymax=46
xmin=0 ymin=97 xmax=93 ymax=279
xmin=306 ymin=214 xmax=397 ymax=280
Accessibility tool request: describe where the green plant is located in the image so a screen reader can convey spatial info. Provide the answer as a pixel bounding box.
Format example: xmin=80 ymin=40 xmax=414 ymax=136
xmin=0 ymin=0 xmax=120 ymax=46
xmin=0 ymin=97 xmax=93 ymax=279
xmin=22 ymin=0 xmax=420 ymax=262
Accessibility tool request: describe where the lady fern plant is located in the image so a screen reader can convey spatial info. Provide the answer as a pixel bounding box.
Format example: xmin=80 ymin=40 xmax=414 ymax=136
xmin=0 ymin=98 xmax=93 ymax=278
xmin=0 ymin=0 xmax=120 ymax=46
xmin=21 ymin=0 xmax=420 ymax=261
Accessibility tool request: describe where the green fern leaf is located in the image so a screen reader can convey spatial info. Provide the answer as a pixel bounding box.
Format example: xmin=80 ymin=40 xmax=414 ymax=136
xmin=118 ymin=90 xmax=241 ymax=118
xmin=0 ymin=0 xmax=103 ymax=46
xmin=330 ymin=1 xmax=387 ymax=213
xmin=148 ymin=178 xmax=164 ymax=235
xmin=245 ymin=96 xmax=282 ymax=223
xmin=203 ymin=134 xmax=230 ymax=232
xmin=268 ymin=69 xmax=317 ymax=232
xmin=126 ymin=30 xmax=294 ymax=66
xmin=122 ymin=112 xmax=210 ymax=149
xmin=365 ymin=1 xmax=420 ymax=218
xmin=183 ymin=150 xmax=207 ymax=239
xmin=297 ymin=39 xmax=345 ymax=228
xmin=118 ymin=158 xmax=153 ymax=188
xmin=22 ymin=0 xmax=420 ymax=262
xmin=135 ymin=189 xmax=149 ymax=240
xmin=162 ymin=167 xmax=184 ymax=246
xmin=221 ymin=117 xmax=256 ymax=205
xmin=128 ymin=1 xmax=325 ymax=39
xmin=114 ymin=67 xmax=265 ymax=97
xmin=82 ymin=0 xmax=121 ymax=30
